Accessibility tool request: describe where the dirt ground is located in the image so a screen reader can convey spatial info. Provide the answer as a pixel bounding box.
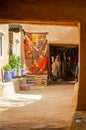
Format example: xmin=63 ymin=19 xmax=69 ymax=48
xmin=0 ymin=84 xmax=75 ymax=130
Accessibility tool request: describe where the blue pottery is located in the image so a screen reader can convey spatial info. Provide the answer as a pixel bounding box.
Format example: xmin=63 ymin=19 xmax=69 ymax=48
xmin=12 ymin=69 xmax=17 ymax=78
xmin=21 ymin=70 xmax=26 ymax=77
xmin=4 ymin=71 xmax=12 ymax=81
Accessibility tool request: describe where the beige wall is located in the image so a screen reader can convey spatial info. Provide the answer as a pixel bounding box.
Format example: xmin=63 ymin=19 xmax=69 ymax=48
xmin=13 ymin=32 xmax=21 ymax=57
xmin=22 ymin=24 xmax=79 ymax=45
xmin=0 ymin=24 xmax=9 ymax=80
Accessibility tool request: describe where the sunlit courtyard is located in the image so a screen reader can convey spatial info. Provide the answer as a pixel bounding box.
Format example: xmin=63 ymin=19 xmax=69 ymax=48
xmin=0 ymin=84 xmax=75 ymax=130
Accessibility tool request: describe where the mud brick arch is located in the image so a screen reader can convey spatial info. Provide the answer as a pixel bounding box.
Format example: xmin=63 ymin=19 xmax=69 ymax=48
xmin=0 ymin=0 xmax=86 ymax=110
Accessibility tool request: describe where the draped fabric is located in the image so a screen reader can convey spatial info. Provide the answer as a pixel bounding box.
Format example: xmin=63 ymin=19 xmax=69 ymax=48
xmin=24 ymin=33 xmax=48 ymax=75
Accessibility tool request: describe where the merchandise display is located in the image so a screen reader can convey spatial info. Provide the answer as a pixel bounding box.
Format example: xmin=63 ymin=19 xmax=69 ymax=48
xmin=50 ymin=45 xmax=79 ymax=82
xmin=24 ymin=32 xmax=48 ymax=85
xmin=24 ymin=33 xmax=48 ymax=75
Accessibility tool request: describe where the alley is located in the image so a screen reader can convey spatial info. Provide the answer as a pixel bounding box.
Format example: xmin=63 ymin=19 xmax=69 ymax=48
xmin=0 ymin=84 xmax=75 ymax=130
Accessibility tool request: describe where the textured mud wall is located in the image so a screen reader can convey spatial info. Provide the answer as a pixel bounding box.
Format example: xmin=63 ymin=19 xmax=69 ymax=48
xmin=0 ymin=0 xmax=86 ymax=110
xmin=0 ymin=0 xmax=84 ymax=23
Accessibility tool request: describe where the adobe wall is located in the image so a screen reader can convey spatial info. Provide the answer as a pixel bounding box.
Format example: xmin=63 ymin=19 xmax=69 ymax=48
xmin=0 ymin=0 xmax=86 ymax=110
xmin=23 ymin=24 xmax=79 ymax=44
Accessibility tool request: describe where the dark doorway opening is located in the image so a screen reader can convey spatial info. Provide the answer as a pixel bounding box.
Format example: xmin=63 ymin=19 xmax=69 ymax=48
xmin=48 ymin=44 xmax=79 ymax=84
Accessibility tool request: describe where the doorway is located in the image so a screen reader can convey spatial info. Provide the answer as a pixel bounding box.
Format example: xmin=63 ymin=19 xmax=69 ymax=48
xmin=48 ymin=44 xmax=79 ymax=84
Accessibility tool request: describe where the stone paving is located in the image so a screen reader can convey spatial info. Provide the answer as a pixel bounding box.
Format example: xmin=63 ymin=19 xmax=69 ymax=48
xmin=0 ymin=84 xmax=75 ymax=130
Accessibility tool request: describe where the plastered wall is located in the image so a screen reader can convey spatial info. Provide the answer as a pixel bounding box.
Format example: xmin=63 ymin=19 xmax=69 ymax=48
xmin=23 ymin=24 xmax=79 ymax=44
xmin=0 ymin=24 xmax=9 ymax=80
xmin=13 ymin=32 xmax=21 ymax=57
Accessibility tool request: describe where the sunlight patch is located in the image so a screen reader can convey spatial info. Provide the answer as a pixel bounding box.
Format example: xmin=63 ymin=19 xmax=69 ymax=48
xmin=0 ymin=94 xmax=42 ymax=112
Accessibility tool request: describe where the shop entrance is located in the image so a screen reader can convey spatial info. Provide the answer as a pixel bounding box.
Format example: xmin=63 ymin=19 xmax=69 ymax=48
xmin=48 ymin=44 xmax=79 ymax=84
